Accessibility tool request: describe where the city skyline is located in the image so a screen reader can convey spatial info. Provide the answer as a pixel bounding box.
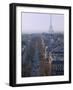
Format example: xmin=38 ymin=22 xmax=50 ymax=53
xmin=22 ymin=12 xmax=64 ymax=34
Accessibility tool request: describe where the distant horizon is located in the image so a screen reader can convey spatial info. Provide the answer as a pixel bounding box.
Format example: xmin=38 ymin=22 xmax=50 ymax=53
xmin=22 ymin=31 xmax=64 ymax=35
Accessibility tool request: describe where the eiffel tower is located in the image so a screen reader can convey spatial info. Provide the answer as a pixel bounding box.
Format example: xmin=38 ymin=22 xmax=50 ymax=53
xmin=49 ymin=15 xmax=54 ymax=34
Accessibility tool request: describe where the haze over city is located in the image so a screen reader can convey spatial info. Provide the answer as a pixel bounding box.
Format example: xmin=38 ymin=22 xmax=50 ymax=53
xmin=22 ymin=12 xmax=64 ymax=34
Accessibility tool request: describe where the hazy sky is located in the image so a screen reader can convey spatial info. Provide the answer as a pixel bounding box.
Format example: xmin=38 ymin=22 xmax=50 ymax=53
xmin=22 ymin=12 xmax=64 ymax=34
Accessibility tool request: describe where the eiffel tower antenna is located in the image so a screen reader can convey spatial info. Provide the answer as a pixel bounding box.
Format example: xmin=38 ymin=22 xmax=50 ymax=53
xmin=49 ymin=15 xmax=54 ymax=34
